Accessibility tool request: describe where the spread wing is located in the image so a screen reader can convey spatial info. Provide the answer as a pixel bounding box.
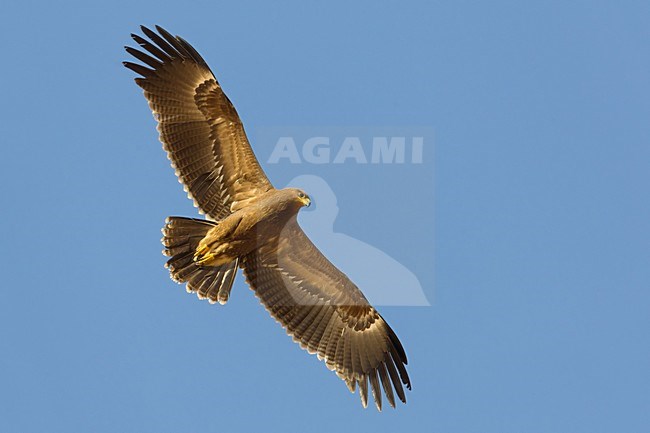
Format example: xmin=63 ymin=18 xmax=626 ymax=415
xmin=242 ymin=217 xmax=411 ymax=410
xmin=124 ymin=25 xmax=272 ymax=220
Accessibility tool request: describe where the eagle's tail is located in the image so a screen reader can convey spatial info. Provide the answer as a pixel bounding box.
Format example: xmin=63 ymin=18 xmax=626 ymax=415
xmin=161 ymin=217 xmax=239 ymax=305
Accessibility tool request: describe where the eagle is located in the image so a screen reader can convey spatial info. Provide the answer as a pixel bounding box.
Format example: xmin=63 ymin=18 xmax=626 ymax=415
xmin=124 ymin=25 xmax=411 ymax=410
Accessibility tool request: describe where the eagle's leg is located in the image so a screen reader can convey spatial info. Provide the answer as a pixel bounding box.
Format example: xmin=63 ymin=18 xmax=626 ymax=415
xmin=193 ymin=239 xmax=240 ymax=267
xmin=193 ymin=246 xmax=215 ymax=265
xmin=193 ymin=213 xmax=247 ymax=267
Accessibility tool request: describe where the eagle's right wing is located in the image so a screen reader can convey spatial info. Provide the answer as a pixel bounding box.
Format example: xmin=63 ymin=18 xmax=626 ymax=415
xmin=242 ymin=217 xmax=411 ymax=410
xmin=124 ymin=25 xmax=273 ymax=220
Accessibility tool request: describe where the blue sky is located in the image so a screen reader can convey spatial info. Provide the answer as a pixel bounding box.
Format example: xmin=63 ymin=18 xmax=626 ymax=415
xmin=1 ymin=1 xmax=649 ymax=432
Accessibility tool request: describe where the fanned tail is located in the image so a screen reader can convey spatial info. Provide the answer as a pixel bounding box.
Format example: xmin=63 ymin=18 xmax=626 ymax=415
xmin=161 ymin=217 xmax=238 ymax=304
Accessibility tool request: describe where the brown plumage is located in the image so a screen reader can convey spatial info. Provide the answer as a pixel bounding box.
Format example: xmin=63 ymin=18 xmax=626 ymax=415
xmin=125 ymin=25 xmax=411 ymax=410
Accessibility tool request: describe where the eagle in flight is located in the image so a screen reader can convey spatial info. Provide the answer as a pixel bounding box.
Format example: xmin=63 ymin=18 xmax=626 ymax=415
xmin=124 ymin=25 xmax=411 ymax=410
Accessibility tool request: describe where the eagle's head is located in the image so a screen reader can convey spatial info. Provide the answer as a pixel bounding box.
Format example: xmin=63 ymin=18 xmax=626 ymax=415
xmin=279 ymin=187 xmax=311 ymax=209
xmin=293 ymin=188 xmax=311 ymax=208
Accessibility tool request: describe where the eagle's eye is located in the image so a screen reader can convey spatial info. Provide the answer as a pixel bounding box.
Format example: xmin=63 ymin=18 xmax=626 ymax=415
xmin=298 ymin=192 xmax=305 ymax=199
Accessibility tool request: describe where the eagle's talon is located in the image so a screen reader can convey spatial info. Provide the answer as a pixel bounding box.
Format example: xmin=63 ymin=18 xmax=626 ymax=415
xmin=194 ymin=252 xmax=214 ymax=266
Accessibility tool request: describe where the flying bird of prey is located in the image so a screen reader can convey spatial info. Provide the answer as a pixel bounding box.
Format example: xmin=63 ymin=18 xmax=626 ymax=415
xmin=124 ymin=25 xmax=411 ymax=410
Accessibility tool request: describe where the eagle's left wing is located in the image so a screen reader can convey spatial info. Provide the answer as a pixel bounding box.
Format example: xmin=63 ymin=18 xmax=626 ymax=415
xmin=124 ymin=26 xmax=273 ymax=221
xmin=242 ymin=217 xmax=411 ymax=410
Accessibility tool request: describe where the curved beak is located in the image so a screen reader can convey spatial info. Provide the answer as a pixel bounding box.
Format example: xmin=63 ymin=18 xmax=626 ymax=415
xmin=301 ymin=196 xmax=311 ymax=207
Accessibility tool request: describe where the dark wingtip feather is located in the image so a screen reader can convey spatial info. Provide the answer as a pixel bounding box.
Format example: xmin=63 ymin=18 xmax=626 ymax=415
xmin=155 ymin=25 xmax=193 ymax=59
xmin=358 ymin=374 xmax=369 ymax=408
xmin=154 ymin=24 xmax=168 ymax=35
xmin=123 ymin=61 xmax=154 ymax=77
xmin=125 ymin=46 xmax=162 ymax=69
xmin=131 ymin=33 xmax=170 ymax=62
xmin=140 ymin=25 xmax=181 ymax=58
xmin=385 ymin=321 xmax=408 ymax=365
xmin=176 ymin=35 xmax=209 ymax=67
xmin=384 ymin=352 xmax=406 ymax=403
xmin=389 ymin=349 xmax=411 ymax=391
xmin=369 ymin=369 xmax=382 ymax=411
xmin=378 ymin=362 xmax=396 ymax=408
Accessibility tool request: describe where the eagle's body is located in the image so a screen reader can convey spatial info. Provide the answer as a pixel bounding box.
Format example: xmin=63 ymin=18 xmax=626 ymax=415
xmin=125 ymin=25 xmax=411 ymax=410
xmin=191 ymin=188 xmax=310 ymax=267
